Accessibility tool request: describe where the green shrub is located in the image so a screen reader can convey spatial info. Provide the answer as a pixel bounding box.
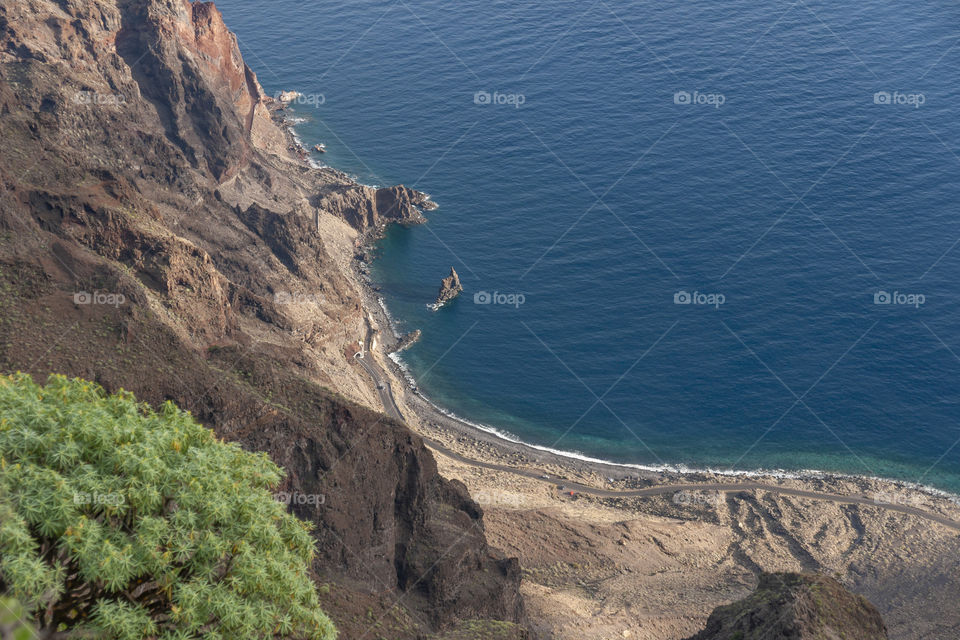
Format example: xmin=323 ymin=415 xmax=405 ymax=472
xmin=0 ymin=373 xmax=336 ymax=639
xmin=0 ymin=595 xmax=37 ymax=639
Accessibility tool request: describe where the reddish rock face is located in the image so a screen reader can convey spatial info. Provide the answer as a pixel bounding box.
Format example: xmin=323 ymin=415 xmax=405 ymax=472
xmin=182 ymin=1 xmax=262 ymax=135
xmin=188 ymin=2 xmax=246 ymax=86
xmin=107 ymin=0 xmax=262 ymax=180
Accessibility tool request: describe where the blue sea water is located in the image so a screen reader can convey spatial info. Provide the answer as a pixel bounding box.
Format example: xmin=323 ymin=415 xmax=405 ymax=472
xmin=217 ymin=0 xmax=960 ymax=491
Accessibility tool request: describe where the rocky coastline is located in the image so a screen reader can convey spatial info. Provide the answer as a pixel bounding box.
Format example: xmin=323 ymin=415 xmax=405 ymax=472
xmin=3 ymin=0 xmax=959 ymax=637
xmin=341 ymin=211 xmax=958 ymax=508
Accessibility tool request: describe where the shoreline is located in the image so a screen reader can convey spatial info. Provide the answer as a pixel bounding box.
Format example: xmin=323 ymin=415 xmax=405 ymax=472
xmin=275 ymin=105 xmax=960 ymax=520
xmin=278 ymin=105 xmax=960 ymax=639
xmin=352 ymin=244 xmax=960 ymax=523
xmin=258 ymin=75 xmax=960 ymax=637
xmin=410 ymin=378 xmax=960 ymax=503
xmin=355 ymin=250 xmax=960 ymax=506
xmin=368 ymin=310 xmax=960 ymax=637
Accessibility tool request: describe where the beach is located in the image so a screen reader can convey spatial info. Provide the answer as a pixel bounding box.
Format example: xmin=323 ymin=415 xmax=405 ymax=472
xmin=346 ymin=240 xmax=960 ymax=639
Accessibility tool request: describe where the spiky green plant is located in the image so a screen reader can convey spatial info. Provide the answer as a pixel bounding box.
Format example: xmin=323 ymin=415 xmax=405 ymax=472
xmin=0 ymin=373 xmax=336 ymax=639
xmin=0 ymin=595 xmax=37 ymax=639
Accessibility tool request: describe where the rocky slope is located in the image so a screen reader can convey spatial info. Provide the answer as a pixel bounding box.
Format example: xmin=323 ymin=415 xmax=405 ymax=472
xmin=686 ymin=572 xmax=888 ymax=640
xmin=0 ymin=0 xmax=523 ymax=636
xmin=423 ymin=427 xmax=959 ymax=639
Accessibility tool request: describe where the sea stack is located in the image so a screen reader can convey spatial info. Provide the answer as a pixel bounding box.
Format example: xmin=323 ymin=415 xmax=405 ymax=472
xmin=434 ymin=267 xmax=463 ymax=308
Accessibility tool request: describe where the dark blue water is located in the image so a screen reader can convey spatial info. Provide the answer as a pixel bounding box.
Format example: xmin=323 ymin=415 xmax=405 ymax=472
xmin=218 ymin=0 xmax=960 ymax=491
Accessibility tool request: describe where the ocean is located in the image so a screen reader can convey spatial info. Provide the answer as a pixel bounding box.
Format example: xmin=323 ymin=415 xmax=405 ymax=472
xmin=217 ymin=0 xmax=960 ymax=491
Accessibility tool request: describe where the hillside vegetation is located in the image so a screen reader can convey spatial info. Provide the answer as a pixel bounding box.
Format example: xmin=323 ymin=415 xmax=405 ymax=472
xmin=0 ymin=373 xmax=336 ymax=639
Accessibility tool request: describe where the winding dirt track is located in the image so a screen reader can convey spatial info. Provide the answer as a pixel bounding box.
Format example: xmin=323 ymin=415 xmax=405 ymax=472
xmin=359 ymin=352 xmax=960 ymax=534
xmin=423 ymin=437 xmax=960 ymax=533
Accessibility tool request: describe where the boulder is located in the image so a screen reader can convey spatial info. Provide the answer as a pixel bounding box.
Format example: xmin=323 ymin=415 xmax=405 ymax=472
xmin=686 ymin=572 xmax=888 ymax=640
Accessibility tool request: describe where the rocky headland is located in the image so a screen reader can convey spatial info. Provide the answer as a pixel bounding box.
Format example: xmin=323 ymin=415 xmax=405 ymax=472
xmin=395 ymin=328 xmax=423 ymax=352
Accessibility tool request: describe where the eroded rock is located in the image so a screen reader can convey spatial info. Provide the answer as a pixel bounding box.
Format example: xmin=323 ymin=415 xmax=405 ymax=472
xmin=434 ymin=267 xmax=463 ymax=308
xmin=686 ymin=572 xmax=888 ymax=640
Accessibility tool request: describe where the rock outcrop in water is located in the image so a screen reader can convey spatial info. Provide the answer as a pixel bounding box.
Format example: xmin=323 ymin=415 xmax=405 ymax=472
xmin=317 ymin=183 xmax=436 ymax=232
xmin=395 ymin=329 xmax=422 ymax=352
xmin=434 ymin=267 xmax=463 ymax=308
xmin=0 ymin=0 xmax=524 ymax=636
xmin=686 ymin=572 xmax=888 ymax=640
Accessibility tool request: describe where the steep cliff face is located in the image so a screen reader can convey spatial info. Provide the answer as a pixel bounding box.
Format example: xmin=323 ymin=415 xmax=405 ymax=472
xmin=687 ymin=572 xmax=888 ymax=640
xmin=317 ymin=182 xmax=436 ymax=231
xmin=112 ymin=0 xmax=280 ymax=178
xmin=0 ymin=0 xmax=523 ymax=635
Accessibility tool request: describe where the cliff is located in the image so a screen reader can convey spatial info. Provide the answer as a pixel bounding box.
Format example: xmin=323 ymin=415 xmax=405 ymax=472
xmin=686 ymin=572 xmax=888 ymax=640
xmin=0 ymin=0 xmax=522 ymax=636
